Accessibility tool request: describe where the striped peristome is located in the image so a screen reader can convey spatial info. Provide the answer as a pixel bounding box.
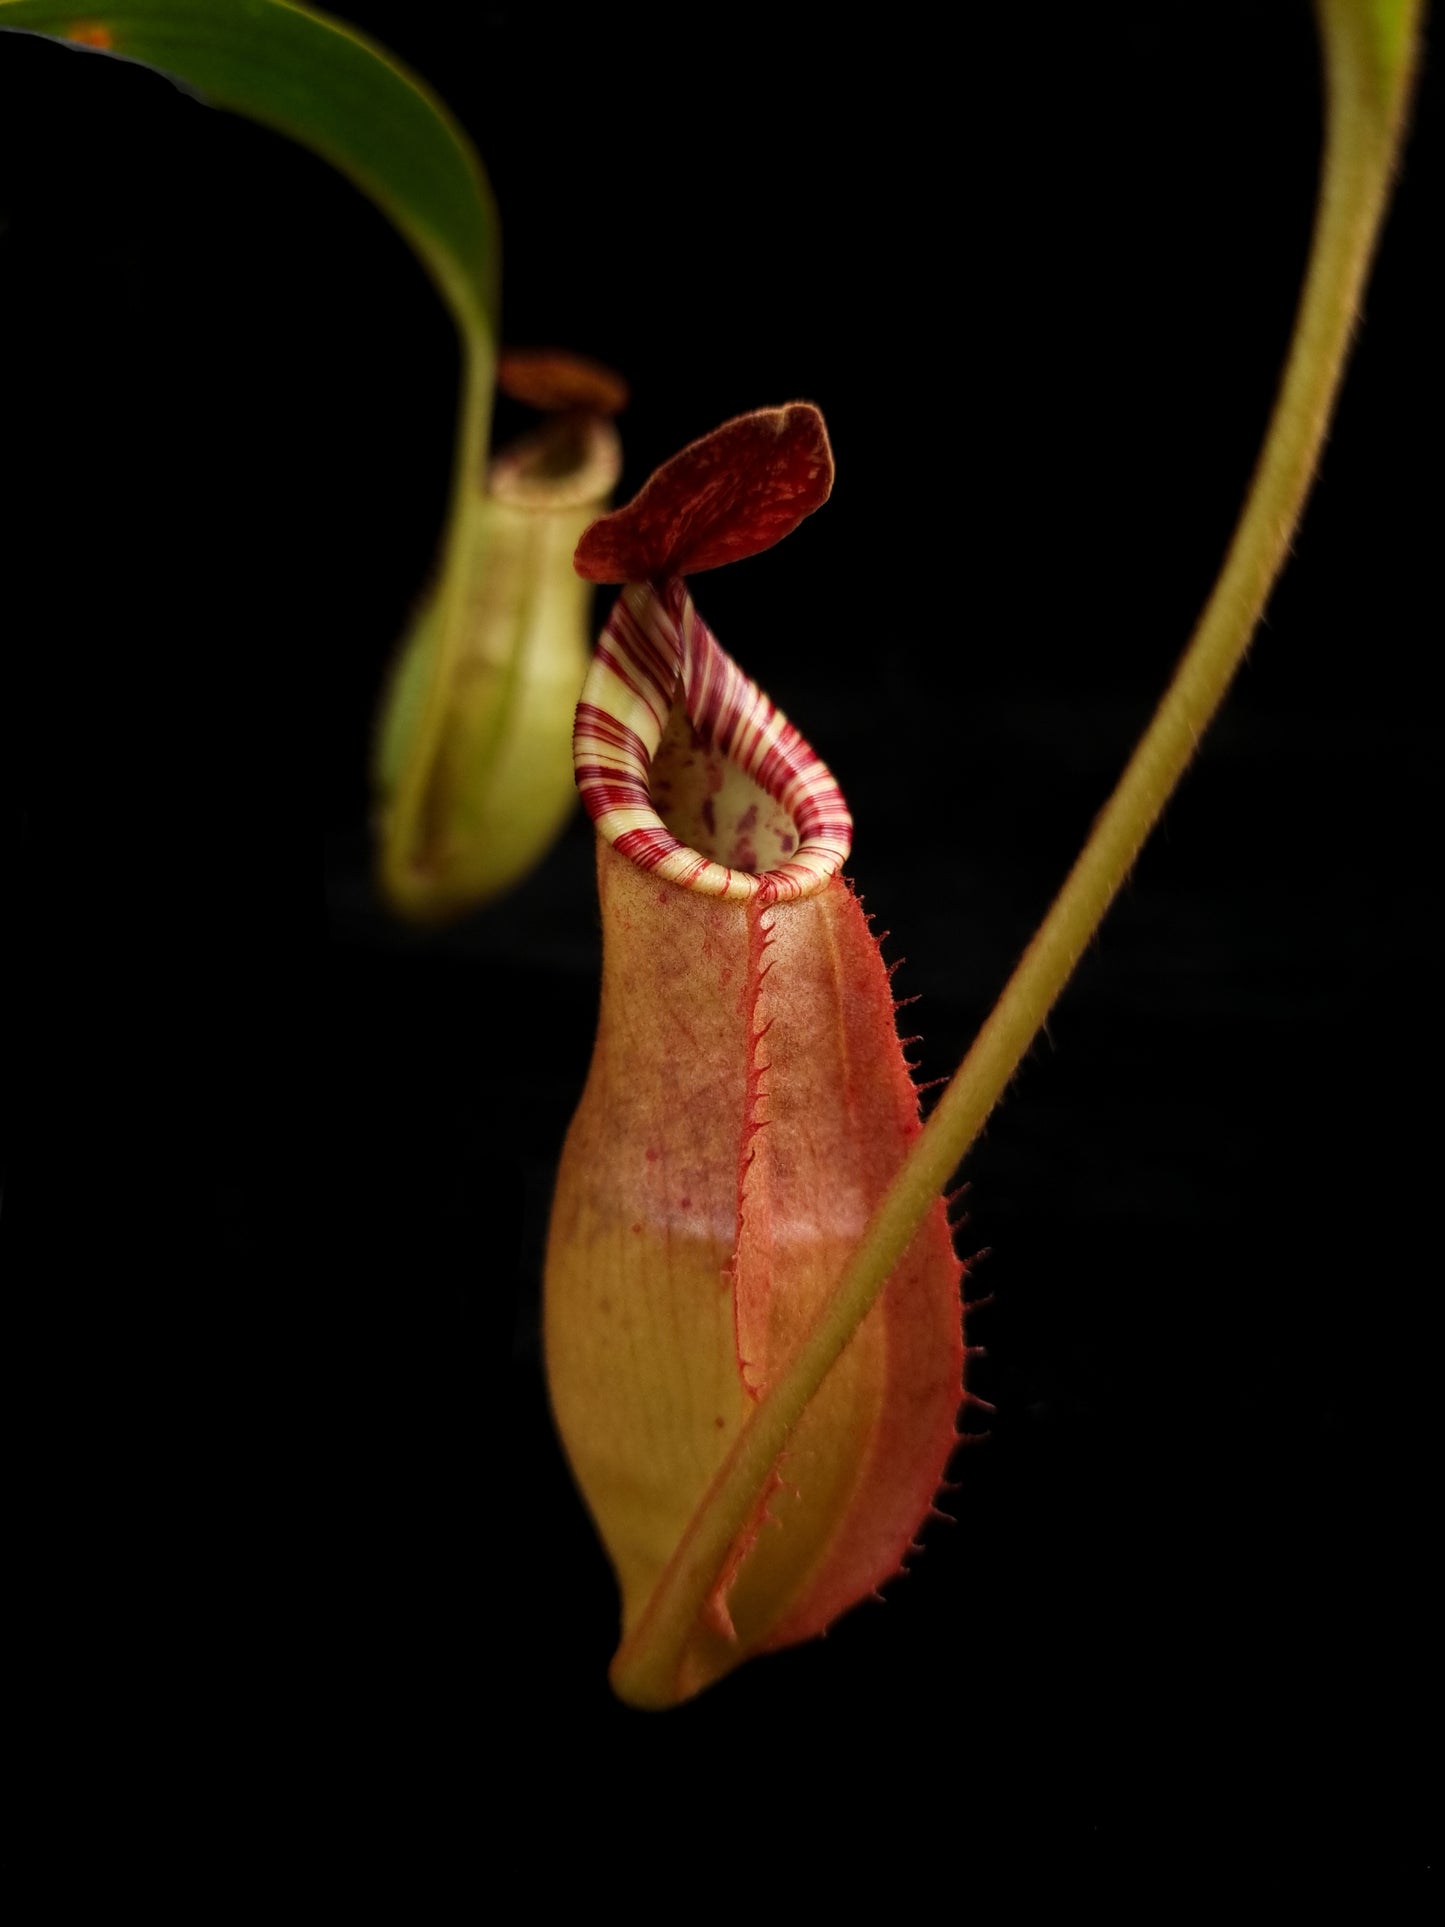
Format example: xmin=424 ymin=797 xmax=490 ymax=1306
xmin=573 ymin=577 xmax=852 ymax=904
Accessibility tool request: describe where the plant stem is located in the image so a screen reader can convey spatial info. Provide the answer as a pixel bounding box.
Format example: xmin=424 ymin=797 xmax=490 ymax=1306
xmin=612 ymin=0 xmax=1422 ymax=1707
xmin=376 ymin=337 xmax=495 ymax=913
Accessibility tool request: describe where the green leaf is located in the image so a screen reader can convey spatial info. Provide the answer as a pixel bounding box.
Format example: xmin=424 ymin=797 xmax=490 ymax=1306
xmin=0 ymin=0 xmax=498 ymax=339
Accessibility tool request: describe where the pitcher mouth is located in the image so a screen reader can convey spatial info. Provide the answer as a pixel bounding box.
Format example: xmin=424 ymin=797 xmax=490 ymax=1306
xmin=489 ymin=414 xmax=623 ymax=511
xmin=573 ymin=580 xmax=852 ymax=904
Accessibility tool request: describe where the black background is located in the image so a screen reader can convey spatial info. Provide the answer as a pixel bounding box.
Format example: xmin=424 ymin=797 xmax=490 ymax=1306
xmin=2 ymin=1 xmax=1438 ymax=1879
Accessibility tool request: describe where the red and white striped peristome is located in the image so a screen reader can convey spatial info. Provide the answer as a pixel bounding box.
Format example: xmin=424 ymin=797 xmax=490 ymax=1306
xmin=572 ymin=577 xmax=852 ymax=903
